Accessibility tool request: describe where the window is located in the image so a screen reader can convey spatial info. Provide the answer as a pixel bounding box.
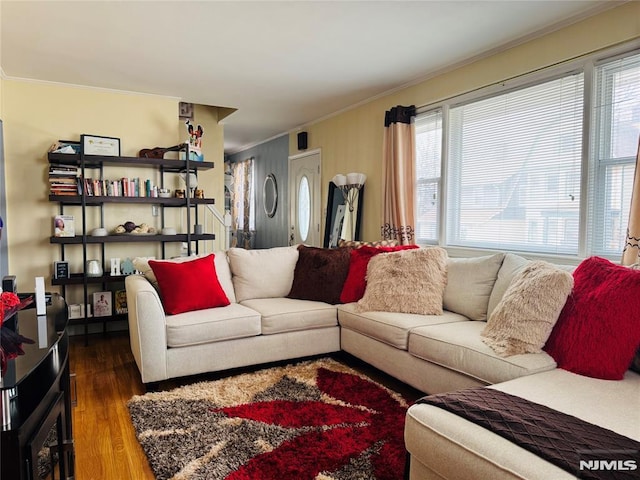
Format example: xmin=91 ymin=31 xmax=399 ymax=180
xmin=415 ymin=110 xmax=442 ymax=244
xmin=414 ymin=46 xmax=640 ymax=260
xmin=589 ymin=53 xmax=640 ymax=256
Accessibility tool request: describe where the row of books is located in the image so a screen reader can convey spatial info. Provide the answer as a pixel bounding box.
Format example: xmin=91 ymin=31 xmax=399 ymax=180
xmin=49 ymin=164 xmax=79 ymax=196
xmin=48 ymin=165 xmax=162 ymax=198
xmin=81 ymin=177 xmax=161 ymax=197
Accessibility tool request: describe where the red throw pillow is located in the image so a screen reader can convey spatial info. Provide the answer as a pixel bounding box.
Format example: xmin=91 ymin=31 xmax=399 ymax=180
xmin=339 ymin=244 xmax=419 ymax=304
xmin=149 ymin=254 xmax=230 ymax=315
xmin=544 ymin=256 xmax=640 ymax=380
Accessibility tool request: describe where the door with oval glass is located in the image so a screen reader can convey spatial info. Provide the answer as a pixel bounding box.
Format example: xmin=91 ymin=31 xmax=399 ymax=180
xmin=289 ymin=150 xmax=321 ymax=246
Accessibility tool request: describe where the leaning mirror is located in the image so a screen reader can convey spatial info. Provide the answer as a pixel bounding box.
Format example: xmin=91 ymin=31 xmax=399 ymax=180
xmin=263 ymin=173 xmax=278 ymax=218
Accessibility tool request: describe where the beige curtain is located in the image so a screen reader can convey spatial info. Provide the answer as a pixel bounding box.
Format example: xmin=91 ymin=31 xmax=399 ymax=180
xmin=381 ymin=105 xmax=416 ymax=245
xmin=231 ymin=158 xmax=254 ymax=249
xmin=622 ymin=136 xmax=640 ymax=265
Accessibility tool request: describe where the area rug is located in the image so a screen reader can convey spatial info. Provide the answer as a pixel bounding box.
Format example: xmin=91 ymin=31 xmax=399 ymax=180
xmin=127 ymin=358 xmax=411 ymax=480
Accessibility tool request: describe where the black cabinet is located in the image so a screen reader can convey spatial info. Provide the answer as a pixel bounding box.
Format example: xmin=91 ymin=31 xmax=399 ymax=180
xmin=1 ymin=294 xmax=74 ymax=479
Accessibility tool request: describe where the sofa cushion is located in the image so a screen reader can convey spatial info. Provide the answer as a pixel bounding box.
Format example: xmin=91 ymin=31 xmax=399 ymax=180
xmin=408 ymin=322 xmax=557 ymax=385
xmin=405 ymin=369 xmax=640 ymax=480
xmin=228 ymin=246 xmax=299 ymax=302
xmin=356 ymin=247 xmax=448 ymax=315
xmin=149 ymin=254 xmax=230 ymax=315
xmin=443 ymin=254 xmax=504 ymax=321
xmin=486 ymin=253 xmax=529 ymax=318
xmin=287 ymin=245 xmax=352 ymax=304
xmin=338 ymin=303 xmax=467 ymax=350
xmin=481 ymin=261 xmax=573 ymax=357
xmin=166 ymin=303 xmax=261 ymax=347
xmin=339 ymin=244 xmax=419 ymax=304
xmin=241 ymin=297 xmax=337 ymax=335
xmin=133 ymin=252 xmax=236 ymax=303
xmin=545 ymin=256 xmax=640 ymax=380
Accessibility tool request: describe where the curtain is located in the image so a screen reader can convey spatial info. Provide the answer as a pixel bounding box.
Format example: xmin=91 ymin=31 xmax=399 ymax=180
xmin=231 ymin=158 xmax=254 ymax=249
xmin=622 ymin=136 xmax=640 ymax=266
xmin=381 ymin=105 xmax=417 ymax=245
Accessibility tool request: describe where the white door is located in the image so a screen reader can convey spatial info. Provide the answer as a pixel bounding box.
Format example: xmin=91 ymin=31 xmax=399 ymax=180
xmin=289 ymin=150 xmax=321 ymax=246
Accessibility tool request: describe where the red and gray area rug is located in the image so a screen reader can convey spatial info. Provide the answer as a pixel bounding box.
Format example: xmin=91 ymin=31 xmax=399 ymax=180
xmin=127 ymin=358 xmax=411 ymax=480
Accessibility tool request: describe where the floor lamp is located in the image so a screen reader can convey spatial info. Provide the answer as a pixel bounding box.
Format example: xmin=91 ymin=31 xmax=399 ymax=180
xmin=331 ymin=173 xmax=366 ymax=241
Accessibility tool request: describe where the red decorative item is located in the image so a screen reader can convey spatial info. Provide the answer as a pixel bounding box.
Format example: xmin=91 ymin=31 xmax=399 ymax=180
xmin=149 ymin=254 xmax=230 ymax=315
xmin=0 ymin=291 xmax=21 ymax=327
xmin=544 ymin=256 xmax=640 ymax=380
xmin=1 ymin=293 xmax=35 ymax=373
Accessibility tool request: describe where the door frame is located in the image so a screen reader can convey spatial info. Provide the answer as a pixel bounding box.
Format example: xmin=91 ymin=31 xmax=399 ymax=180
xmin=288 ymin=149 xmax=322 ymax=246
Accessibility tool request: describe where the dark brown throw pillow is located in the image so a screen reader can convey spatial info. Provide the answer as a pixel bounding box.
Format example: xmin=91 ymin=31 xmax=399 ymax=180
xmin=287 ymin=245 xmax=352 ymax=304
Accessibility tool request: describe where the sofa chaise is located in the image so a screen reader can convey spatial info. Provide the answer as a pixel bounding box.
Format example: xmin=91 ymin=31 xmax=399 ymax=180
xmin=125 ymin=244 xmax=640 ymax=480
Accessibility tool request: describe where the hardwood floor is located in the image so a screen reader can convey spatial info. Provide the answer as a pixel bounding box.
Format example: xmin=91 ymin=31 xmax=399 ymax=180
xmin=70 ymin=332 xmax=154 ymax=480
xmin=69 ymin=331 xmax=424 ymax=479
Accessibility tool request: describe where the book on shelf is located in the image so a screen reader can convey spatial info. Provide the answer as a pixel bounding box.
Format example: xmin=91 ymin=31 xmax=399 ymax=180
xmin=114 ymin=290 xmax=128 ymax=315
xmin=49 ymin=164 xmax=79 ymax=196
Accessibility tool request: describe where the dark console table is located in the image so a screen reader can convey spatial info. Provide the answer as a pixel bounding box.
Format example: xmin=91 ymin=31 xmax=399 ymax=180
xmin=1 ymin=294 xmax=74 ymax=479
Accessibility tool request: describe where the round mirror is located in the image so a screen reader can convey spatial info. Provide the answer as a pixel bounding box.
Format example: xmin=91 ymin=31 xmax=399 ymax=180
xmin=263 ymin=173 xmax=278 ymax=218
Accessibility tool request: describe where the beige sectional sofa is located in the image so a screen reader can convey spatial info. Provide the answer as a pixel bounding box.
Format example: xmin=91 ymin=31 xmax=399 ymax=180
xmin=125 ymin=245 xmax=640 ymax=480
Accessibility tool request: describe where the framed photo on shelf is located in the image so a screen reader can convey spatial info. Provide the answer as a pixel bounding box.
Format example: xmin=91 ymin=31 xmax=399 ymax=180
xmin=81 ymin=134 xmax=121 ymax=157
xmin=53 ymin=214 xmax=75 ymax=237
xmin=114 ymin=289 xmax=128 ymax=315
xmin=92 ymin=291 xmax=112 ymax=317
xmin=54 ymin=260 xmax=69 ymax=279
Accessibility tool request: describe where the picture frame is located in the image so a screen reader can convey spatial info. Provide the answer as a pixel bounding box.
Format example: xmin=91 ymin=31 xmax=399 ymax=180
xmin=114 ymin=289 xmax=128 ymax=315
xmin=92 ymin=291 xmax=112 ymax=317
xmin=53 ymin=214 xmax=75 ymax=237
xmin=179 ymin=102 xmax=194 ymax=120
xmin=81 ymin=134 xmax=121 ymax=157
xmin=54 ymin=260 xmax=69 ymax=280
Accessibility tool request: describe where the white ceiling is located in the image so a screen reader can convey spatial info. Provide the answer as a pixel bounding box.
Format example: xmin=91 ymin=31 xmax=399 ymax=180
xmin=1 ymin=1 xmax=616 ymax=154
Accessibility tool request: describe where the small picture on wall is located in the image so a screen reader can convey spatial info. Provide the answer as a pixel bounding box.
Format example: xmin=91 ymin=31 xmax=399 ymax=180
xmin=93 ymin=291 xmax=112 ymax=317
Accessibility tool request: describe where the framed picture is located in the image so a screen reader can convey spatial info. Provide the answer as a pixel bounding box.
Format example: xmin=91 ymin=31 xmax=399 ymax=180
xmin=114 ymin=289 xmax=128 ymax=315
xmin=92 ymin=291 xmax=112 ymax=317
xmin=53 ymin=214 xmax=75 ymax=237
xmin=81 ymin=134 xmax=121 ymax=157
xmin=54 ymin=260 xmax=69 ymax=279
xmin=179 ymin=102 xmax=194 ymax=120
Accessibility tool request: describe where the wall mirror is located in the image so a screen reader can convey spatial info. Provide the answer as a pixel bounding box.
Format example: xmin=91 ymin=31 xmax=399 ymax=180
xmin=263 ymin=173 xmax=278 ymax=218
xmin=323 ymin=183 xmax=364 ymax=248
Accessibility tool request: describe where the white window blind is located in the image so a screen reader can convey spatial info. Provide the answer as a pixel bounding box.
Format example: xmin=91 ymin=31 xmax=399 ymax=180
xmin=446 ymin=73 xmax=584 ymax=254
xmin=590 ymin=52 xmax=640 ymax=257
xmin=415 ymin=110 xmax=443 ymax=243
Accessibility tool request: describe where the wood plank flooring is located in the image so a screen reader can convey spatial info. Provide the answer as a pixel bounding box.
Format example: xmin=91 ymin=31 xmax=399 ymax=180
xmin=69 ymin=331 xmax=423 ymax=480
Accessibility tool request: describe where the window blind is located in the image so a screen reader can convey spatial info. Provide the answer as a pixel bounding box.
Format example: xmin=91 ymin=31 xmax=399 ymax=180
xmin=446 ymin=73 xmax=584 ymax=254
xmin=415 ymin=110 xmax=443 ymax=243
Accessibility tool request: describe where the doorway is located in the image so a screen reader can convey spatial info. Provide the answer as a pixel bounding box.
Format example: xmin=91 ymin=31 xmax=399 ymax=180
xmin=289 ymin=150 xmax=321 ymax=246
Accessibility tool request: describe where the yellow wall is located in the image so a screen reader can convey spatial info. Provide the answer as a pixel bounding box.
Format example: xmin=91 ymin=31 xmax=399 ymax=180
xmin=291 ymin=2 xmax=640 ymax=242
xmin=2 ymin=81 xmax=225 ymax=293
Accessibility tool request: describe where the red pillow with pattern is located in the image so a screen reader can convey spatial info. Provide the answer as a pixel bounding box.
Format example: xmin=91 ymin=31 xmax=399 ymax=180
xmin=544 ymin=256 xmax=640 ymax=380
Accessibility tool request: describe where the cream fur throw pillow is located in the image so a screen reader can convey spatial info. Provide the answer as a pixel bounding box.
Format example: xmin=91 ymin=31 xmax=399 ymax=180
xmin=481 ymin=261 xmax=573 ymax=357
xmin=356 ymin=247 xmax=448 ymax=315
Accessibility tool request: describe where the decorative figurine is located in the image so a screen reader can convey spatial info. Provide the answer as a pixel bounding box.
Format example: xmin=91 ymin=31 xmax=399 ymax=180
xmin=185 ymin=120 xmax=204 ymax=161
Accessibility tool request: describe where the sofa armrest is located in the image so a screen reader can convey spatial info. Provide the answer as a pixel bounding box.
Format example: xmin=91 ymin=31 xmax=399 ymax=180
xmin=125 ymin=274 xmax=168 ymax=384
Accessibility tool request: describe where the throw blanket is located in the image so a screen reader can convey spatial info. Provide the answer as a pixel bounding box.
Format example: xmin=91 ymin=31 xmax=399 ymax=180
xmin=418 ymin=388 xmax=640 ymax=480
